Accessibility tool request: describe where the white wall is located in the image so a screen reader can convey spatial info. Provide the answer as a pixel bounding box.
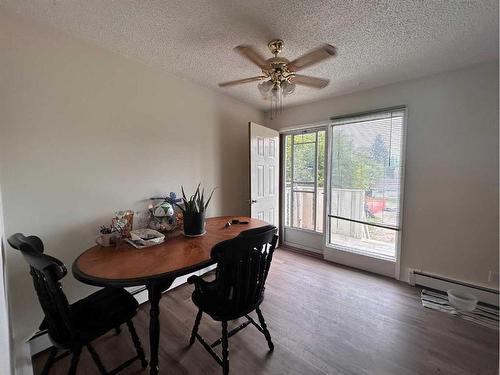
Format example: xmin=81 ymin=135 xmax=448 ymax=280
xmin=266 ymin=61 xmax=499 ymax=289
xmin=0 ymin=9 xmax=263 ymax=373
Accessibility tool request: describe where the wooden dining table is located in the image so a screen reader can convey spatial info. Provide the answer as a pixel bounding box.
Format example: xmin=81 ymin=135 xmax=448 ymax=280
xmin=72 ymin=216 xmax=268 ymax=375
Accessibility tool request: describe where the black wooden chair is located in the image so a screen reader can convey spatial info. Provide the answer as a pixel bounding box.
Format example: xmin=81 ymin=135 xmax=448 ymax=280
xmin=7 ymin=233 xmax=148 ymax=375
xmin=187 ymin=225 xmax=278 ymax=375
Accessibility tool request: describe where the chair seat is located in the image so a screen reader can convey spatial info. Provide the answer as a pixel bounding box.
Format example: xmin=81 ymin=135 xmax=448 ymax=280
xmin=41 ymin=287 xmax=138 ymax=343
xmin=192 ymin=284 xmax=264 ymax=321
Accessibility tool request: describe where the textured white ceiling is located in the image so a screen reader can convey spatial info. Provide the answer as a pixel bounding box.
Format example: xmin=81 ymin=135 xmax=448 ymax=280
xmin=2 ymin=0 xmax=498 ymax=109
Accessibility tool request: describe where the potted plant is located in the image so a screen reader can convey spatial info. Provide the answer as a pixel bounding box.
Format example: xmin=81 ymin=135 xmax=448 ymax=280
xmin=175 ymin=184 xmax=216 ymax=237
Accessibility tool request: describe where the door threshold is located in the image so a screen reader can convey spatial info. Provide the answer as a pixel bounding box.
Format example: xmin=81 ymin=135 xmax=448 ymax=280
xmin=279 ymin=244 xmax=323 ymax=259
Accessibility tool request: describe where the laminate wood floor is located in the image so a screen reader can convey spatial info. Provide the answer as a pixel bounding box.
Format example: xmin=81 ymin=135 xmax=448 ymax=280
xmin=33 ymin=249 xmax=499 ymax=375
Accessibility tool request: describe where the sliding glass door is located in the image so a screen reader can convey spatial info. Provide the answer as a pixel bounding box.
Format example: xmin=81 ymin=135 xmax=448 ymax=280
xmin=282 ymin=108 xmax=406 ymax=276
xmin=325 ymin=108 xmax=405 ymax=275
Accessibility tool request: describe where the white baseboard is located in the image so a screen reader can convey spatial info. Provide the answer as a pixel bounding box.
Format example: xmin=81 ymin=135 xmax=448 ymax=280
xmin=27 ymin=264 xmax=217 ymax=358
xmin=412 ymin=270 xmax=499 ymax=306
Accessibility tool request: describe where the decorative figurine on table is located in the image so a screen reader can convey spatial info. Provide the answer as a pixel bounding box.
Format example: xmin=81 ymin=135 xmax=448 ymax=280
xmin=97 ymin=210 xmax=134 ymax=248
xmin=112 ymin=210 xmax=134 ymax=238
xmin=148 ymin=192 xmax=181 ymax=232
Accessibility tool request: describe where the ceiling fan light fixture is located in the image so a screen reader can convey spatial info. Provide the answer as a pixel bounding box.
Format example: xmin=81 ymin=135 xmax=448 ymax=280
xmin=281 ymin=80 xmax=296 ymax=96
xmin=258 ymin=80 xmax=274 ymax=96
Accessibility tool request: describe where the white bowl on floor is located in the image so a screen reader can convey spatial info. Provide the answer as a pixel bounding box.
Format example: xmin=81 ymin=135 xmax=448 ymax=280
xmin=447 ymin=289 xmax=478 ymax=312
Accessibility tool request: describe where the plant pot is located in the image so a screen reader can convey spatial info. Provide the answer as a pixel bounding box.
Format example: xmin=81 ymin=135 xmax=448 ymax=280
xmin=96 ymin=232 xmax=119 ymax=247
xmin=183 ymin=212 xmax=206 ymax=237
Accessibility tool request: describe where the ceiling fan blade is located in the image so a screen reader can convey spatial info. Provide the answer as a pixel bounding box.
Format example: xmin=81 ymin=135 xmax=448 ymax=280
xmin=218 ymin=76 xmax=266 ymax=87
xmin=289 ymin=74 xmax=330 ymax=89
xmin=287 ymin=44 xmax=336 ymax=72
xmin=234 ymin=45 xmax=268 ymax=68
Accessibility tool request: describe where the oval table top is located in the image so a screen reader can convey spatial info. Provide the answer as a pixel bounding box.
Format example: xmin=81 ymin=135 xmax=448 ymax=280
xmin=73 ymin=216 xmax=269 ymax=287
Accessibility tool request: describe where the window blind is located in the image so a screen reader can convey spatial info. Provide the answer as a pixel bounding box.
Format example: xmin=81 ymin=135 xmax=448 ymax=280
xmin=328 ymin=108 xmax=405 ymax=230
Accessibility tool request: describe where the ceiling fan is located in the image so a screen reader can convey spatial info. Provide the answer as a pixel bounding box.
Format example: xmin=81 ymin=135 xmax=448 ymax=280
xmin=219 ymin=39 xmax=336 ymax=118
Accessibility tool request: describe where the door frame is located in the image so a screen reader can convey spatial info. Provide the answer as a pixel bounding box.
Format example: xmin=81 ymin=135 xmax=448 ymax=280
xmin=278 ymin=108 xmax=407 ymax=280
xmin=279 ymin=125 xmax=329 ymax=254
xmin=323 ymin=107 xmax=407 ymax=279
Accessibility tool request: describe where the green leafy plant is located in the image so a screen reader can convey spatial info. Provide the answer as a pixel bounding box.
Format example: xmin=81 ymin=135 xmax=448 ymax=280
xmin=99 ymin=225 xmax=115 ymax=235
xmin=175 ymin=184 xmax=216 ymax=214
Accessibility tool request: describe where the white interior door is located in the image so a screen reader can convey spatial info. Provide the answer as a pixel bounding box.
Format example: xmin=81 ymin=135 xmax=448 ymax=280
xmin=249 ymin=122 xmax=279 ymax=227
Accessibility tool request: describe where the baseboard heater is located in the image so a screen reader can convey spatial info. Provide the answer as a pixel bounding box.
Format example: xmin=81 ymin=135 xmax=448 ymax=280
xmin=410 ymin=270 xmax=499 ymax=307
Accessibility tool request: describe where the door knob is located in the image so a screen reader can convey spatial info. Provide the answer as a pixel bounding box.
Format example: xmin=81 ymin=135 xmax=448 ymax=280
xmin=251 ymin=200 xmax=257 ymax=204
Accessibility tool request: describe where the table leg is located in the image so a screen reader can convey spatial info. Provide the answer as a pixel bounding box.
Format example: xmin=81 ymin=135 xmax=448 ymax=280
xmin=147 ymin=280 xmax=173 ymax=375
